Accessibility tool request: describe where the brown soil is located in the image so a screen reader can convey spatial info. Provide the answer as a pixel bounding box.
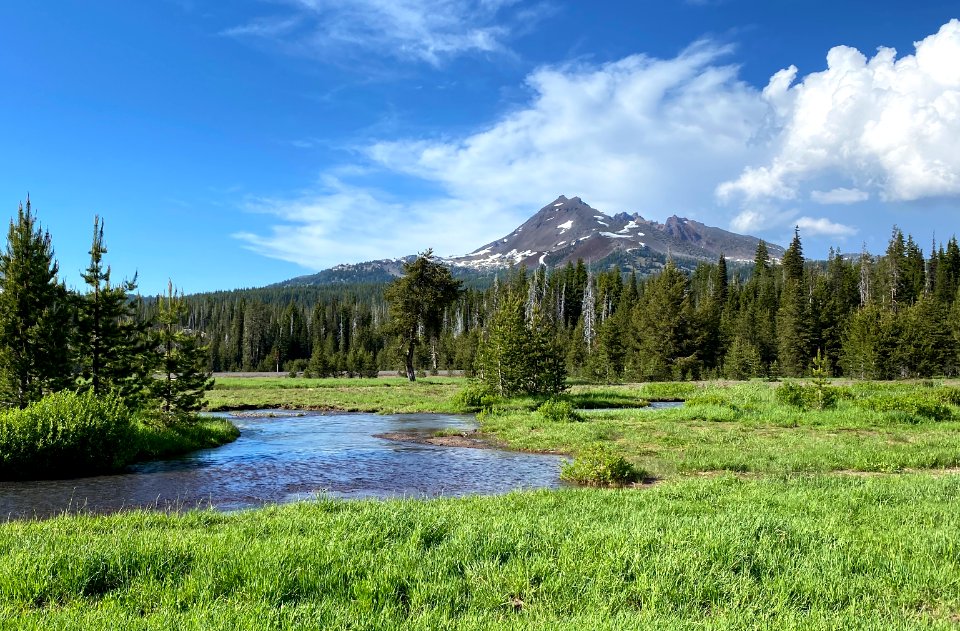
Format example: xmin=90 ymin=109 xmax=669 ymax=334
xmin=374 ymin=430 xmax=498 ymax=450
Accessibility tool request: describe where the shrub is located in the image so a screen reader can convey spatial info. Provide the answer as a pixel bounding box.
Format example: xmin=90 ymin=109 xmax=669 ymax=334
xmin=560 ymin=445 xmax=643 ymax=487
xmin=934 ymin=387 xmax=960 ymax=406
xmin=537 ymin=398 xmax=582 ymax=423
xmin=858 ymin=395 xmax=953 ymax=422
xmin=775 ymin=381 xmax=838 ymax=411
xmin=775 ymin=382 xmax=806 ymax=408
xmin=454 ymin=382 xmax=499 ymax=411
xmin=0 ymin=391 xmax=135 ymax=480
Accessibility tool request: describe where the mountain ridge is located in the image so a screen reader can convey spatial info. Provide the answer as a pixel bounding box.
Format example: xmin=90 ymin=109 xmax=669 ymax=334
xmin=273 ymin=195 xmax=784 ymax=287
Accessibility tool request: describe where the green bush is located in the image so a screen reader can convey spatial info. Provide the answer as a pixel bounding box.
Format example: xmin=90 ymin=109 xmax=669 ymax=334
xmin=560 ymin=445 xmax=643 ymax=486
xmin=775 ymin=381 xmax=838 ymax=411
xmin=454 ymin=382 xmax=499 ymax=411
xmin=775 ymin=382 xmax=806 ymax=408
xmin=858 ymin=395 xmax=953 ymax=422
xmin=537 ymin=398 xmax=582 ymax=423
xmin=0 ymin=390 xmax=135 ymax=480
xmin=934 ymin=387 xmax=960 ymax=406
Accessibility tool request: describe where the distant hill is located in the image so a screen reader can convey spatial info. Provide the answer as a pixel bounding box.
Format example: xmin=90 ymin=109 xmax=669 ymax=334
xmin=272 ymin=195 xmax=784 ymax=287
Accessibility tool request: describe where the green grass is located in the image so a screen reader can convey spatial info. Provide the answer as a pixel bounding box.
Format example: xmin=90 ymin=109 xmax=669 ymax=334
xmin=132 ymin=417 xmax=240 ymax=461
xmin=205 ymin=376 xmax=466 ymax=413
xmin=2 ymin=475 xmax=959 ymax=629
xmin=480 ymin=381 xmax=960 ymax=476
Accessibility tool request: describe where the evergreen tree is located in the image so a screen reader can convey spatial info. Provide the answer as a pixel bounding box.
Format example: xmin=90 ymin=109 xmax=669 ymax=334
xmin=476 ymin=293 xmax=566 ymax=396
xmin=631 ymin=260 xmax=693 ymax=380
xmin=76 ymin=216 xmax=150 ymax=401
xmin=0 ymin=198 xmax=72 ymax=408
xmin=148 ymin=281 xmax=214 ymax=420
xmin=384 ymin=250 xmax=463 ymax=381
xmin=781 ymin=227 xmax=804 ymax=284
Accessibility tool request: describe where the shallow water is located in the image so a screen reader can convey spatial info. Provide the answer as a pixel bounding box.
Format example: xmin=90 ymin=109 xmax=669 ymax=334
xmin=0 ymin=411 xmax=567 ymax=520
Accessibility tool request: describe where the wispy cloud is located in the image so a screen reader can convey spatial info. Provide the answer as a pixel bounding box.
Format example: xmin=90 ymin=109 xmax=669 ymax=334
xmin=223 ymin=0 xmax=540 ymax=66
xmin=795 ymin=216 xmax=857 ymax=237
xmin=235 ymin=21 xmax=960 ymax=269
xmin=810 ymin=188 xmax=870 ymax=205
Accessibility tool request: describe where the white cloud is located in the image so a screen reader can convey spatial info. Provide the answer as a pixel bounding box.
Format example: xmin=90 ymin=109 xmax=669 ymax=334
xmin=236 ymin=21 xmax=960 ymax=269
xmin=718 ymin=19 xmax=960 ymax=205
xmin=730 ymin=207 xmax=798 ymax=234
xmin=367 ymin=41 xmax=765 ymax=216
xmin=795 ymin=216 xmax=857 ymax=237
xmin=233 ymin=176 xmax=509 ymax=267
xmin=810 ymin=187 xmax=869 ymax=205
xmin=223 ymin=0 xmax=526 ymax=65
xmin=238 ymin=41 xmax=776 ymax=267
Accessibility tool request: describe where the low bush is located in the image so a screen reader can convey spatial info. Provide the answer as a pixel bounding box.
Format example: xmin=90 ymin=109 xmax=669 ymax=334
xmin=0 ymin=391 xmax=135 ymax=480
xmin=453 ymin=382 xmax=499 ymax=411
xmin=934 ymin=386 xmax=960 ymax=406
xmin=858 ymin=395 xmax=953 ymax=422
xmin=537 ymin=398 xmax=582 ymax=423
xmin=560 ymin=445 xmax=644 ymax=486
xmin=775 ymin=381 xmax=838 ymax=411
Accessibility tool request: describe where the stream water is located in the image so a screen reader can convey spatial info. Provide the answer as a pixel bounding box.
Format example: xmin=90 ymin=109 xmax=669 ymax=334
xmin=0 ymin=411 xmax=568 ymax=520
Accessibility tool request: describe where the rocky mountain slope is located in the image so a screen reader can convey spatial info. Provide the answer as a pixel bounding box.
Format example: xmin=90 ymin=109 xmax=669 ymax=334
xmin=447 ymin=195 xmax=783 ymax=270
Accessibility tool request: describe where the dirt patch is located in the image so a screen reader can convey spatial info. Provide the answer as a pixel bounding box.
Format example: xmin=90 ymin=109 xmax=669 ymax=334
xmin=375 ymin=430 xmax=498 ymax=450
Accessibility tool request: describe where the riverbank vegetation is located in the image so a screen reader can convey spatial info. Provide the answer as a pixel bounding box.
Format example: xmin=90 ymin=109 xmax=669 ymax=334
xmin=0 ymin=199 xmax=228 ymax=479
xmin=2 ymin=475 xmax=959 ymax=629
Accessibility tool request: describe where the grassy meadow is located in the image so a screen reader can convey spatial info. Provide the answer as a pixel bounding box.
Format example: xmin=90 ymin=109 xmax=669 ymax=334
xmin=3 ymin=375 xmax=960 ymax=629
xmin=205 ymin=376 xmax=465 ymax=413
xmin=2 ymin=475 xmax=959 ymax=629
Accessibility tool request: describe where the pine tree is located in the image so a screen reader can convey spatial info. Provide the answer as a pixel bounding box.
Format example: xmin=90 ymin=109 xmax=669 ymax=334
xmin=781 ymin=228 xmax=804 ymax=284
xmin=384 ymin=250 xmax=463 ymax=381
xmin=76 ymin=216 xmax=150 ymax=401
xmin=0 ymin=198 xmax=72 ymax=408
xmin=631 ymin=260 xmax=692 ymax=380
xmin=476 ymin=293 xmax=566 ymax=397
xmin=148 ymin=281 xmax=214 ymax=421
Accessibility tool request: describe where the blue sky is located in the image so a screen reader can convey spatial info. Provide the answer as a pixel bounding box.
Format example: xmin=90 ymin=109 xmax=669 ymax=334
xmin=1 ymin=1 xmax=958 ymax=293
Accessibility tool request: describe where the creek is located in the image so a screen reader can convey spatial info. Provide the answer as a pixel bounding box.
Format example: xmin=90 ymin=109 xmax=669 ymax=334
xmin=0 ymin=411 xmax=567 ymax=520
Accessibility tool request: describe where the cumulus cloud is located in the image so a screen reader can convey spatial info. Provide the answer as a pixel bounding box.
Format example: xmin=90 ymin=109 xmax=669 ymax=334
xmin=810 ymin=187 xmax=870 ymax=205
xmin=718 ymin=19 xmax=960 ymax=205
xmin=223 ymin=0 xmax=529 ymax=65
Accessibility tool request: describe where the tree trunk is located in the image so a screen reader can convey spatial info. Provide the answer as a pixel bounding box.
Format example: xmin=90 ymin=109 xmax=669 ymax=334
xmin=405 ymin=334 xmax=416 ymax=382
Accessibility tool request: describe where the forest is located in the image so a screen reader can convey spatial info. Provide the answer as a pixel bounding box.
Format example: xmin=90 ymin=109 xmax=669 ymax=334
xmin=181 ymin=227 xmax=960 ymax=382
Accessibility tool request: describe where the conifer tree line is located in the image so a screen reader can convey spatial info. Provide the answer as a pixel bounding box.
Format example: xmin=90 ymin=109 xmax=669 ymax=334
xmin=0 ymin=198 xmax=211 ymax=417
xmin=180 ymin=225 xmax=960 ymax=382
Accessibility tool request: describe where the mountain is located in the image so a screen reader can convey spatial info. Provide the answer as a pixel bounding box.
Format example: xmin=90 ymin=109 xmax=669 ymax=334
xmin=273 ymin=195 xmax=783 ymax=287
xmin=447 ymin=195 xmax=783 ymax=270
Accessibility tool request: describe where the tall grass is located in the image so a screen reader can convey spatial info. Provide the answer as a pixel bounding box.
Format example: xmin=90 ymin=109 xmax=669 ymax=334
xmin=1 ymin=476 xmax=958 ymax=629
xmin=0 ymin=391 xmax=134 ymax=479
xmin=0 ymin=391 xmax=239 ymax=480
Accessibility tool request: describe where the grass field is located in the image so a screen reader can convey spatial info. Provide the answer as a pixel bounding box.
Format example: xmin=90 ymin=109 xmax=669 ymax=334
xmin=3 ymin=376 xmax=960 ymax=629
xmin=482 ymin=380 xmax=960 ymax=476
xmin=2 ymin=475 xmax=959 ymax=629
xmin=205 ymin=376 xmax=465 ymax=413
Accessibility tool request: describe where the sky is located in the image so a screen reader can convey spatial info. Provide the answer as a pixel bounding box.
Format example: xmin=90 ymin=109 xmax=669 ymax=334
xmin=1 ymin=1 xmax=958 ymax=293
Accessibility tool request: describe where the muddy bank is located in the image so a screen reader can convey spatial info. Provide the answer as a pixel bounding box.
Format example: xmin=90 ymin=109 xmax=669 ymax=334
xmin=374 ymin=429 xmax=497 ymax=450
